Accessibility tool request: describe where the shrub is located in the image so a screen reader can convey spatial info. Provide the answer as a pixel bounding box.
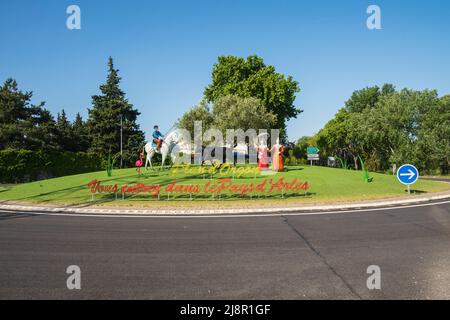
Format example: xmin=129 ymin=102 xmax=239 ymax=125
xmin=0 ymin=149 xmax=102 ymax=183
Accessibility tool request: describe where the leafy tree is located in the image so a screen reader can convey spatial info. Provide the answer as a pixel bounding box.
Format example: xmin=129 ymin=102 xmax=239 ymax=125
xmin=416 ymin=94 xmax=450 ymax=173
xmin=177 ymin=95 xmax=277 ymax=147
xmin=87 ymin=57 xmax=144 ymax=166
xmin=211 ymin=95 xmax=277 ymax=134
xmin=368 ymin=89 xmax=439 ymax=171
xmin=295 ymin=136 xmax=312 ymax=159
xmin=176 ymin=98 xmax=214 ymax=138
xmin=204 ymin=55 xmax=301 ymax=136
xmin=315 ymin=85 xmax=448 ymax=174
xmin=316 ymin=108 xmax=363 ymax=169
xmin=345 ymin=84 xmax=395 ymax=113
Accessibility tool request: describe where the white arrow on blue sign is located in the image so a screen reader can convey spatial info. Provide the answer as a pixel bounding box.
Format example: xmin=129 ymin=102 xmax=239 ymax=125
xmin=396 ymin=164 xmax=419 ymax=185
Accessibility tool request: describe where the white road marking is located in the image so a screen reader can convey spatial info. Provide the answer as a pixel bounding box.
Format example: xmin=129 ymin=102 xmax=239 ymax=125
xmin=0 ymin=199 xmax=449 ymax=219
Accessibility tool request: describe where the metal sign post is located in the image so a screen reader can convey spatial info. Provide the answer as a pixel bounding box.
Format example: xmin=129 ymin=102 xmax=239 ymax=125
xmin=307 ymin=147 xmax=320 ymax=166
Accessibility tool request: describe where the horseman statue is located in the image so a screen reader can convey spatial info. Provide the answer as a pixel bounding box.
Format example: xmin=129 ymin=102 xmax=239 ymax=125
xmin=144 ymin=125 xmax=181 ymax=170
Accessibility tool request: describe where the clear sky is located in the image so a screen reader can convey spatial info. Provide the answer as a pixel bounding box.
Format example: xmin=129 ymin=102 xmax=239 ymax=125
xmin=1 ymin=0 xmax=449 ymax=141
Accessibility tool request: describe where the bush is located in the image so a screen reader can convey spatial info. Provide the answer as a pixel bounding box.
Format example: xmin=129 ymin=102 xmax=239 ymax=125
xmin=0 ymin=149 xmax=102 ymax=183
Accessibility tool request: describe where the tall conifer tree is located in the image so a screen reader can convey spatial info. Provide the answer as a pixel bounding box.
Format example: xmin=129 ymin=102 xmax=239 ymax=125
xmin=87 ymin=57 xmax=144 ymax=166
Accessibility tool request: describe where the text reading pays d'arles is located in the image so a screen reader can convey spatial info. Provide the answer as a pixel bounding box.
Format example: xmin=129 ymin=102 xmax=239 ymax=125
xmin=87 ymin=178 xmax=309 ymax=196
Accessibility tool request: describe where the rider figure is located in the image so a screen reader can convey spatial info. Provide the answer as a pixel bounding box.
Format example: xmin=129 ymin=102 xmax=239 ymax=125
xmin=152 ymin=125 xmax=163 ymax=152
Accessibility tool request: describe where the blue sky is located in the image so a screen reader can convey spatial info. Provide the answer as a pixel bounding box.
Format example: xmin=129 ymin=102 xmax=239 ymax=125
xmin=1 ymin=0 xmax=449 ymax=141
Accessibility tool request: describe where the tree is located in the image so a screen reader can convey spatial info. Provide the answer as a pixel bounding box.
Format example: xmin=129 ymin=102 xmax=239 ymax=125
xmin=176 ymin=98 xmax=214 ymax=138
xmin=0 ymin=78 xmax=33 ymax=150
xmin=28 ymin=108 xmax=59 ymax=151
xmin=315 ymin=85 xmax=447 ymax=174
xmin=55 ymin=110 xmax=90 ymax=152
xmin=72 ymin=112 xmax=89 ymax=152
xmin=87 ymin=57 xmax=144 ymax=166
xmin=345 ymin=84 xmax=395 ymax=113
xmin=211 ymin=95 xmax=277 ymax=134
xmin=435 ymin=95 xmax=450 ymax=173
xmin=295 ymin=136 xmax=312 ymax=159
xmin=204 ymin=55 xmax=301 ymax=137
xmin=368 ymin=89 xmax=440 ymax=171
xmin=0 ymin=78 xmax=58 ymax=151
xmin=56 ymin=109 xmax=73 ymax=151
xmin=177 ymin=95 xmax=277 ymax=146
xmin=316 ymin=108 xmax=363 ymax=169
xmin=416 ymin=94 xmax=450 ymax=173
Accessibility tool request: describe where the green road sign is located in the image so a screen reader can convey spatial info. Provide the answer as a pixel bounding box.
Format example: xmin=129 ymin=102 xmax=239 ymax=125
xmin=307 ymin=146 xmax=319 ymax=155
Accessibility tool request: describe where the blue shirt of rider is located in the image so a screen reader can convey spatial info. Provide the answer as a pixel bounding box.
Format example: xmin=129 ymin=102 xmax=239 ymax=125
xmin=152 ymin=130 xmax=162 ymax=139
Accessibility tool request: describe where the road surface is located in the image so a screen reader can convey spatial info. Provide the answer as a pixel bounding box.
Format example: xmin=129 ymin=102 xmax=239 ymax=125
xmin=0 ymin=201 xmax=449 ymax=299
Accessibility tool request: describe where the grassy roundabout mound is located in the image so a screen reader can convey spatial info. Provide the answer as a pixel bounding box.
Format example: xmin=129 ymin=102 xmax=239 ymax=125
xmin=0 ymin=165 xmax=449 ymax=208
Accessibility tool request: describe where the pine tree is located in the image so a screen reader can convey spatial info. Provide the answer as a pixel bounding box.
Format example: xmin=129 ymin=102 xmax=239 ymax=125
xmin=56 ymin=109 xmax=73 ymax=151
xmin=0 ymin=78 xmax=58 ymax=151
xmin=72 ymin=112 xmax=89 ymax=152
xmin=31 ymin=108 xmax=59 ymax=151
xmin=87 ymin=57 xmax=144 ymax=166
xmin=0 ymin=79 xmax=32 ymax=150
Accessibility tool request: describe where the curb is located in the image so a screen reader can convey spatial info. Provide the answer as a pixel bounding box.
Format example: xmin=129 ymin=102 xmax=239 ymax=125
xmin=1 ymin=192 xmax=450 ymax=216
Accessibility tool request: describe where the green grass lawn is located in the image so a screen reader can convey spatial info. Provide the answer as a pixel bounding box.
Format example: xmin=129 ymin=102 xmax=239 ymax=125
xmin=0 ymin=165 xmax=449 ymax=208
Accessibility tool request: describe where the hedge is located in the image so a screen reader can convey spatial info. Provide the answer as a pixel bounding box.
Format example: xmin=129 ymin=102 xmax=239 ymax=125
xmin=0 ymin=149 xmax=103 ymax=183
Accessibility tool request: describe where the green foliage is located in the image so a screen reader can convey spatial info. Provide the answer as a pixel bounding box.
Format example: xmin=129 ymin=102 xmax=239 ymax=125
xmin=316 ymin=108 xmax=361 ymax=169
xmin=296 ymin=136 xmax=313 ymax=159
xmin=0 ymin=79 xmax=90 ymax=154
xmin=211 ymin=95 xmax=277 ymax=134
xmin=177 ymin=95 xmax=277 ymax=142
xmin=176 ymin=98 xmax=214 ymax=138
xmin=87 ymin=57 xmax=145 ymax=166
xmin=0 ymin=79 xmax=60 ymax=152
xmin=204 ymin=55 xmax=301 ymax=137
xmin=345 ymin=84 xmax=395 ymax=113
xmin=315 ymin=85 xmax=449 ymax=174
xmin=286 ymin=149 xmax=298 ymax=165
xmin=0 ymin=149 xmax=102 ymax=183
xmin=71 ymin=112 xmax=90 ymax=152
xmin=416 ymin=94 xmax=450 ymax=174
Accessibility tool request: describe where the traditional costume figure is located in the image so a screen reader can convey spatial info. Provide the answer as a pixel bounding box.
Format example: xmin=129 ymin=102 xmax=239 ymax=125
xmin=255 ymin=133 xmax=269 ymax=170
xmin=152 ymin=125 xmax=163 ymax=152
xmin=271 ymin=138 xmax=284 ymax=172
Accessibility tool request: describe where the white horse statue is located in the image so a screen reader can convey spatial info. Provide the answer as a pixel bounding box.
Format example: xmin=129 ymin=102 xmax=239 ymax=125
xmin=144 ymin=129 xmax=181 ymax=170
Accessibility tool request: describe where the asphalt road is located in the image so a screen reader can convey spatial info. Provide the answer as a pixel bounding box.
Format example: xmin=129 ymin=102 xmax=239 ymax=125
xmin=0 ymin=202 xmax=449 ymax=299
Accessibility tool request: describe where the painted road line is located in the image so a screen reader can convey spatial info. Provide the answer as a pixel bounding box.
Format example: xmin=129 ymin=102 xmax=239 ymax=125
xmin=1 ymin=199 xmax=450 ymax=219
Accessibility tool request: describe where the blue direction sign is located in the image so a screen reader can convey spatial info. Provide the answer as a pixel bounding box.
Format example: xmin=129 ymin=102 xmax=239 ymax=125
xmin=396 ymin=164 xmax=419 ymax=185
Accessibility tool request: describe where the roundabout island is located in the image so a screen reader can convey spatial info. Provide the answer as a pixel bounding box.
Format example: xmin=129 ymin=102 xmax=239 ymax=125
xmin=1 ymin=165 xmax=449 ymax=215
